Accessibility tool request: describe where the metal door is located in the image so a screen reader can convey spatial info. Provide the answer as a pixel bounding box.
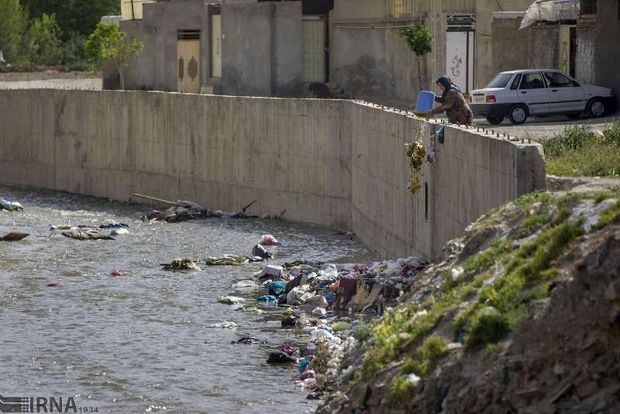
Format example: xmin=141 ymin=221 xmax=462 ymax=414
xmin=544 ymin=71 xmax=585 ymax=113
xmin=177 ymin=39 xmax=200 ymax=93
xmin=302 ymin=17 xmax=326 ymax=83
xmin=445 ymin=31 xmax=474 ymax=93
xmin=211 ymin=15 xmax=222 ymax=78
xmin=518 ymin=72 xmax=550 ymax=114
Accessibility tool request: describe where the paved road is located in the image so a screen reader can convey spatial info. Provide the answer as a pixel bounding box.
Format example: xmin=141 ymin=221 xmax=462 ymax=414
xmin=474 ymin=114 xmax=619 ymax=141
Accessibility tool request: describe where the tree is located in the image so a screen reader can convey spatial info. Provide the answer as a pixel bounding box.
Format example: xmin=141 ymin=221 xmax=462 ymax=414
xmin=24 ymin=13 xmax=62 ymax=66
xmin=0 ymin=0 xmax=28 ymax=67
xmin=22 ymin=0 xmax=119 ymax=41
xmin=400 ymin=25 xmax=432 ymax=91
xmin=85 ymin=23 xmax=143 ymax=89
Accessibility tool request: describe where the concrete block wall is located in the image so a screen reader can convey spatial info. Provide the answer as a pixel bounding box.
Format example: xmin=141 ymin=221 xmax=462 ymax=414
xmin=0 ymin=90 xmax=545 ymax=260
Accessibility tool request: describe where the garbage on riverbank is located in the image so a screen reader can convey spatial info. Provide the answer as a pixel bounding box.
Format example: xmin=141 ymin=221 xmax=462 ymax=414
xmin=216 ymin=254 xmax=428 ymax=399
xmin=0 ymin=197 xmax=23 ymax=211
xmin=0 ymin=232 xmax=29 ymax=241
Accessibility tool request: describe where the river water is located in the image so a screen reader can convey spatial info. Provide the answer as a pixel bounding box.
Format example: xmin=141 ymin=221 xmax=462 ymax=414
xmin=0 ymin=185 xmax=375 ymax=413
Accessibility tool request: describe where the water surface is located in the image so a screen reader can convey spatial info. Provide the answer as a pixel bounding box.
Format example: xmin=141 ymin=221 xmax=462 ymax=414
xmin=0 ymin=185 xmax=374 ymax=413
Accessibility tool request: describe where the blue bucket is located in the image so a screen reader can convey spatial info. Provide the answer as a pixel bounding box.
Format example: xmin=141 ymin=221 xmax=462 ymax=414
xmin=414 ymin=90 xmax=435 ymax=114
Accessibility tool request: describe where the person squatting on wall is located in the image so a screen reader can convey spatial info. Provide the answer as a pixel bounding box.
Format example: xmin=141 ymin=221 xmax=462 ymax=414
xmin=426 ymin=76 xmax=473 ymax=126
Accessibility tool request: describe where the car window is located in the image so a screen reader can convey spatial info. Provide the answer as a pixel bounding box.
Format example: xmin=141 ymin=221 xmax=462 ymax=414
xmin=519 ymin=73 xmax=546 ymax=89
xmin=487 ymin=73 xmax=513 ymax=88
xmin=544 ymin=72 xmax=578 ymax=87
xmin=510 ymin=74 xmax=522 ymax=90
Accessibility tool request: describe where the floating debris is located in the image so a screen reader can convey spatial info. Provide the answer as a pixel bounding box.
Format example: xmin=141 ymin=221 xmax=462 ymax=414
xmin=161 ymin=258 xmax=201 ymax=271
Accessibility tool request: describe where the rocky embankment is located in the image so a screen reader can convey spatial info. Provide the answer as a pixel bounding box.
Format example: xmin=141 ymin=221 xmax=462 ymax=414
xmin=318 ymin=181 xmax=620 ymax=413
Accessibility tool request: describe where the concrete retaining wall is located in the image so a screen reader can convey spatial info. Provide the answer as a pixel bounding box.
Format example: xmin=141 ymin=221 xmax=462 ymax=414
xmin=0 ymin=90 xmax=545 ymax=260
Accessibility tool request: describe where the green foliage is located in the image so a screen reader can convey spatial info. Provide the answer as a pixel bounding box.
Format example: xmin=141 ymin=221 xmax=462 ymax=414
xmin=463 ymin=219 xmax=583 ymax=347
xmin=85 ymin=23 xmax=143 ymax=88
xmin=354 ymin=321 xmax=372 ymax=341
xmin=462 ymin=239 xmax=512 ymax=277
xmin=22 ymin=0 xmax=119 ymax=41
xmin=602 ymin=122 xmax=620 ymax=147
xmin=517 ymin=213 xmax=550 ymax=238
xmin=62 ymin=31 xmax=88 ymax=70
xmin=595 ymin=199 xmax=620 ymax=230
xmin=400 ymin=25 xmax=432 ymax=57
xmin=24 ymin=13 xmax=62 ymax=66
xmin=543 ymin=123 xmax=620 ymax=177
xmin=389 ymin=376 xmax=415 ymax=406
xmin=0 ymin=0 xmax=29 ymax=67
xmin=402 ymin=336 xmax=448 ymax=377
xmin=400 ymin=24 xmax=432 ymax=90
xmin=465 ymin=306 xmax=510 ymax=347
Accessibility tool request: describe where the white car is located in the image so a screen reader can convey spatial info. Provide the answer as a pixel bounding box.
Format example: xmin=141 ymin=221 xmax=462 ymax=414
xmin=470 ymin=69 xmax=616 ymax=125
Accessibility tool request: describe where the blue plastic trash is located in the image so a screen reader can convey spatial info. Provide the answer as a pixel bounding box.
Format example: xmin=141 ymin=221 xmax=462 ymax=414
xmin=415 ymin=90 xmax=435 ymax=114
xmin=257 ymin=295 xmax=277 ymax=303
xmin=266 ymin=280 xmax=287 ymax=296
xmin=298 ymin=356 xmax=312 ymax=373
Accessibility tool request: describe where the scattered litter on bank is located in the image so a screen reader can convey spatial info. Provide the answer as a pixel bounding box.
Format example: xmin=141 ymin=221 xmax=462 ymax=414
xmin=0 ymin=197 xmax=23 ymax=211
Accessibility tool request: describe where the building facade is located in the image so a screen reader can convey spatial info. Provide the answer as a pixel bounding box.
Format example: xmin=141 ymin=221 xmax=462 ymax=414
xmin=120 ymin=0 xmax=545 ymax=105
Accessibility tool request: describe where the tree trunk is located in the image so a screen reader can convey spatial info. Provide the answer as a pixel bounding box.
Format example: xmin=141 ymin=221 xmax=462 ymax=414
xmin=118 ymin=66 xmax=124 ymax=90
xmin=416 ymin=56 xmax=422 ymax=91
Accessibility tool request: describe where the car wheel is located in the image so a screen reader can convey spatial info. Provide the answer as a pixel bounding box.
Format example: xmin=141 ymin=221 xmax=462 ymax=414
xmin=567 ymin=113 xmax=581 ymax=119
xmin=509 ymin=105 xmax=528 ymax=125
xmin=486 ymin=115 xmax=504 ymax=125
xmin=588 ymin=98 xmax=606 ymax=118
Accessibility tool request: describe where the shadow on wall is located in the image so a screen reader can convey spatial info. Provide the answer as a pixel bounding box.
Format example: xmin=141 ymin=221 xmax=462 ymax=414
xmin=333 ymin=55 xmax=396 ymax=100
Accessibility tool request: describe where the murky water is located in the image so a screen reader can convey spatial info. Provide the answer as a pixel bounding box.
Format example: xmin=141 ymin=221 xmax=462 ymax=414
xmin=0 ymin=185 xmax=375 ymax=413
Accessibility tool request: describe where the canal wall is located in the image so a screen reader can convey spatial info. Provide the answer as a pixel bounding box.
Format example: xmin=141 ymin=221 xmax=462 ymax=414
xmin=0 ymin=90 xmax=545 ymax=260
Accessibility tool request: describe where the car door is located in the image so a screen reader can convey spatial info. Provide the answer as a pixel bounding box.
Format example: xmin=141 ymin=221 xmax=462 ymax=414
xmin=544 ymin=71 xmax=586 ymax=113
xmin=518 ymin=72 xmax=551 ymax=115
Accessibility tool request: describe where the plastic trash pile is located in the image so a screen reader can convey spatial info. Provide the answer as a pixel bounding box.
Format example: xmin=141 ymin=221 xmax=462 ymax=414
xmin=215 ymin=245 xmax=428 ymax=399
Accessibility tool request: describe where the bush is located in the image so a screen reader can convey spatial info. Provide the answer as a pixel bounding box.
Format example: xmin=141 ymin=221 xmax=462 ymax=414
xmin=465 ymin=306 xmax=510 ymax=347
xmin=61 ymin=31 xmax=88 ymax=69
xmin=0 ymin=0 xmax=29 ymax=67
xmin=25 ymin=13 xmax=62 ymax=66
xmin=543 ymin=123 xmax=620 ymax=177
xmin=402 ymin=335 xmax=449 ymax=376
xmin=602 ymin=122 xmax=620 ymax=147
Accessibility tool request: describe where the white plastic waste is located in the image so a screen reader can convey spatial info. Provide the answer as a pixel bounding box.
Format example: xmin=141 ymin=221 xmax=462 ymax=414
xmin=209 ymin=321 xmax=238 ymax=329
xmin=218 ymin=295 xmax=246 ymax=305
xmin=253 ymin=265 xmax=283 ymax=279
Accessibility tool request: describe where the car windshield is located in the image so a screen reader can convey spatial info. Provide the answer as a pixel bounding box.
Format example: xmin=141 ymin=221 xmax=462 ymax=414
xmin=487 ymin=73 xmax=513 ymax=88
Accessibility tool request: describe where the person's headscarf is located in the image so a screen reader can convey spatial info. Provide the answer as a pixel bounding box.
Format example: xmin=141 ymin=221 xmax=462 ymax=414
xmin=435 ymin=76 xmax=461 ymax=103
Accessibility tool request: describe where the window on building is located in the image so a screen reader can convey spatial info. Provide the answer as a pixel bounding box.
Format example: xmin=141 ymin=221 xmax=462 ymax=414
xmin=390 ymin=0 xmax=411 ymax=18
xmin=618 ymin=0 xmax=620 ymax=19
xmin=580 ymin=0 xmax=597 ymax=15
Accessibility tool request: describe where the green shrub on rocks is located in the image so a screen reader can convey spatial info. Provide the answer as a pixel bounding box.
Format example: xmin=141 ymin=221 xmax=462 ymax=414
xmin=465 ymin=307 xmax=510 ymax=347
xmin=389 ymin=375 xmax=416 ymax=406
xmin=347 ymin=190 xmax=620 ymax=408
xmin=402 ymin=335 xmax=449 ymax=376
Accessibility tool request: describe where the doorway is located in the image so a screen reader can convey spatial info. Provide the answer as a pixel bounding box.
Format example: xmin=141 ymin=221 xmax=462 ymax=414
xmin=302 ymin=16 xmax=327 ymax=82
xmin=445 ymin=30 xmax=475 ymax=94
xmin=177 ymin=30 xmax=200 ymax=93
